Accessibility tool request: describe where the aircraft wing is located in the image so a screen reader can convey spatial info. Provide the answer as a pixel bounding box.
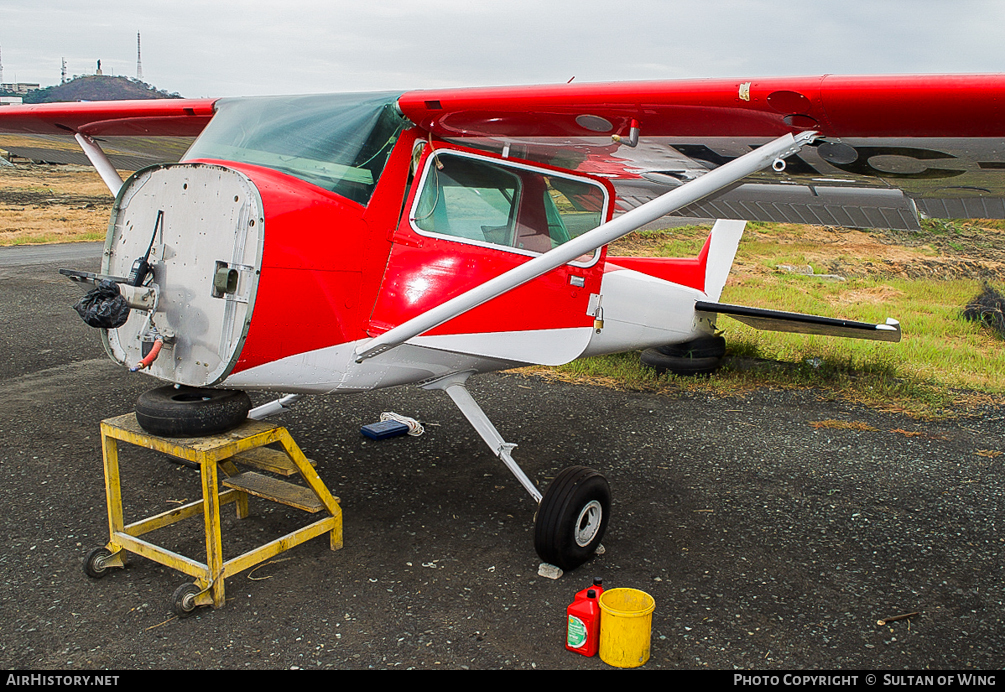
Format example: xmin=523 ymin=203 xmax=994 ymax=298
xmin=398 ymin=75 xmax=1005 ymax=229
xmin=3 ymin=77 xmax=1003 ymax=229
xmin=0 ymin=99 xmax=218 ymax=137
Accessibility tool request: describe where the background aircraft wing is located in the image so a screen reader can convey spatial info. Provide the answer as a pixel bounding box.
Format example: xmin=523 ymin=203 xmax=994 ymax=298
xmin=398 ymin=75 xmax=1005 ymax=229
xmin=0 ymin=99 xmax=218 ymax=137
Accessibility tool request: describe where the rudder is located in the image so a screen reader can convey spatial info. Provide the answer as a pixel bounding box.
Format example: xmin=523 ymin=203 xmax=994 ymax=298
xmin=702 ymin=219 xmax=746 ymax=302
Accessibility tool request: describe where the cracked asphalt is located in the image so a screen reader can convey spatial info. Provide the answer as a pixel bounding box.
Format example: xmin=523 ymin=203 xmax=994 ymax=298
xmin=1 ymin=244 xmax=1003 ymax=671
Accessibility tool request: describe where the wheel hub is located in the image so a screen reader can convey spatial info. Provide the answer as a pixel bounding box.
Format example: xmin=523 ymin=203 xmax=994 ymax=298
xmin=575 ymin=500 xmax=603 ymax=547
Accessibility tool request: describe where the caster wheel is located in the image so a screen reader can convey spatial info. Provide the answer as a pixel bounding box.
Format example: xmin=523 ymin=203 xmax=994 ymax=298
xmin=83 ymin=547 xmax=112 ymax=579
xmin=534 ymin=466 xmax=611 ymax=571
xmin=172 ymin=583 xmax=202 ymax=617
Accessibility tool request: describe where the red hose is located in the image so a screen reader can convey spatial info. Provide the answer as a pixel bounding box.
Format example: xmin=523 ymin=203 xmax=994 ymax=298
xmin=130 ymin=338 xmax=163 ymax=372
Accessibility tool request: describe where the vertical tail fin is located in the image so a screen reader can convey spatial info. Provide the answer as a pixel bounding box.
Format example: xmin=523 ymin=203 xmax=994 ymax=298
xmin=702 ymin=219 xmax=747 ymax=302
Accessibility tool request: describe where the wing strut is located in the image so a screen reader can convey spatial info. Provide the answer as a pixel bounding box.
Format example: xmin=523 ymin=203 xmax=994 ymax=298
xmin=354 ymin=130 xmax=818 ymax=363
xmin=73 ymin=133 xmax=124 ymax=196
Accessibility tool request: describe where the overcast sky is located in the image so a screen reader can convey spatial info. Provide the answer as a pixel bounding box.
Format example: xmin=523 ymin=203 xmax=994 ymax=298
xmin=1 ymin=1 xmax=1002 ymax=98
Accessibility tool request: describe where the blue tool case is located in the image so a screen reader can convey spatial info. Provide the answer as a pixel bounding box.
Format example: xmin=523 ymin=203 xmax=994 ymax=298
xmin=360 ymin=419 xmax=411 ymax=440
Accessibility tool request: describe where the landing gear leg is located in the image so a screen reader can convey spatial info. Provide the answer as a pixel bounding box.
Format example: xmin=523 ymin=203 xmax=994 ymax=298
xmin=425 ymin=372 xmax=610 ymax=571
xmin=423 ymin=371 xmax=541 ymax=502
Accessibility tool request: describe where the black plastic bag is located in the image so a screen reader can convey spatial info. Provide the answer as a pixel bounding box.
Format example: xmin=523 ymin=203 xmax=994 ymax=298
xmin=73 ymin=279 xmax=131 ymax=329
xmin=963 ymin=283 xmax=1005 ymax=339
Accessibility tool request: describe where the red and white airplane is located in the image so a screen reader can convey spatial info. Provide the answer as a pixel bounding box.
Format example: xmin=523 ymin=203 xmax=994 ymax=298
xmin=2 ymin=74 xmax=1003 ymax=570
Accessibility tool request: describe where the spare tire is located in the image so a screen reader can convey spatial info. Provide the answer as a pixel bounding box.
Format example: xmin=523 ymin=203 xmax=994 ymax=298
xmin=135 ymin=386 xmax=251 ymax=437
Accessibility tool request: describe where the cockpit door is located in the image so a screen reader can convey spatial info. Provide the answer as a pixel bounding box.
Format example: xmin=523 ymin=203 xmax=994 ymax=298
xmin=367 ymin=145 xmax=612 ymax=365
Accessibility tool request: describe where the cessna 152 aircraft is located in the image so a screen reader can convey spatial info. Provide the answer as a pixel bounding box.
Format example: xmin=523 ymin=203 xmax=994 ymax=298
xmin=1 ymin=74 xmax=1003 ymax=572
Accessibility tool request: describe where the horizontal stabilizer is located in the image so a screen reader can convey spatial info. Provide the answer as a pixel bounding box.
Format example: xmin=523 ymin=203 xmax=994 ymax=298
xmin=695 ymin=301 xmax=901 ymax=342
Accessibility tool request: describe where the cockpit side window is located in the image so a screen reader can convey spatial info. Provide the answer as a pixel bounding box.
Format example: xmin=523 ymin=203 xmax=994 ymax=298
xmin=413 ymin=156 xmax=521 ymax=244
xmin=410 ymin=151 xmax=607 ymax=260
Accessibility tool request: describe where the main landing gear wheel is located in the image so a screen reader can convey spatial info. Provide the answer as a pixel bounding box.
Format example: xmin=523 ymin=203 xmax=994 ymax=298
xmin=83 ymin=547 xmax=112 ymax=579
xmin=534 ymin=466 xmax=611 ymax=571
xmin=134 ymin=386 xmax=252 ymax=437
xmin=172 ymin=583 xmax=203 ymax=617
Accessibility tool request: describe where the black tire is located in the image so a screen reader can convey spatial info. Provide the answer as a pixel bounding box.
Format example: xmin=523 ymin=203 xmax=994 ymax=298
xmin=135 ymin=386 xmax=251 ymax=437
xmin=83 ymin=547 xmax=112 ymax=579
xmin=654 ymin=335 xmax=726 ymax=359
xmin=534 ymin=466 xmax=611 ymax=571
xmin=172 ymin=583 xmax=201 ymax=617
xmin=641 ymin=348 xmax=722 ymax=376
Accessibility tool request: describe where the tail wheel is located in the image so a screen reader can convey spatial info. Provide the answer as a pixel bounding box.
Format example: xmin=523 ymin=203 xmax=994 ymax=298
xmin=655 ymin=335 xmax=725 ymax=359
xmin=640 ymin=349 xmax=722 ymax=376
xmin=134 ymin=386 xmax=251 ymax=437
xmin=641 ymin=336 xmax=726 ymax=376
xmin=534 ymin=466 xmax=611 ymax=571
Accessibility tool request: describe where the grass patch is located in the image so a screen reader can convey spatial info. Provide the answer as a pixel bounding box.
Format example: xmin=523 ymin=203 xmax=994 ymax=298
xmin=808 ymin=420 xmax=879 ymax=431
xmin=0 ymin=163 xmax=117 ymax=245
xmin=541 ymin=223 xmax=1005 ymax=418
xmin=4 ymin=230 xmax=106 ymax=246
xmin=715 ymin=277 xmax=1005 ymax=395
xmin=530 ymin=341 xmax=961 ymax=419
xmin=608 ymin=226 xmax=711 ymax=258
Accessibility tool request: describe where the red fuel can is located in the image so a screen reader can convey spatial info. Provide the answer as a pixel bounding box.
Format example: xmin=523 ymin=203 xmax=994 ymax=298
xmin=575 ymin=577 xmax=604 ymax=602
xmin=566 ymin=588 xmax=601 ymax=657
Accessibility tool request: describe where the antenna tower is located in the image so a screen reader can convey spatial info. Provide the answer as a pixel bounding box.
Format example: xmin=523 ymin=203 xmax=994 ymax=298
xmin=61 ymin=58 xmax=67 ymax=84
xmin=136 ymin=32 xmax=143 ymax=80
xmin=1 ymin=46 xmax=4 ymax=85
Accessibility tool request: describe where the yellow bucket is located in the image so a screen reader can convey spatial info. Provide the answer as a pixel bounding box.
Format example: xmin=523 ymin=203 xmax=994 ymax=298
xmin=598 ymin=588 xmax=655 ymax=668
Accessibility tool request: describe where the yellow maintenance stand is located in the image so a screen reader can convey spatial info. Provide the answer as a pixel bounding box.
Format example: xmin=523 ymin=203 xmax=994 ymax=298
xmin=83 ymin=413 xmax=342 ymax=616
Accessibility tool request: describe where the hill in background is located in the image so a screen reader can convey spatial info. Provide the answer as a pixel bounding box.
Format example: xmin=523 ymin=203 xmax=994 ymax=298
xmin=21 ymin=75 xmax=182 ymax=103
xmin=0 ymin=74 xmax=190 ymax=170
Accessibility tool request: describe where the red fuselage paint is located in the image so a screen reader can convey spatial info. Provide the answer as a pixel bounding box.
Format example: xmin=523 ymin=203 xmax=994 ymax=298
xmin=189 ymin=131 xmax=630 ymax=374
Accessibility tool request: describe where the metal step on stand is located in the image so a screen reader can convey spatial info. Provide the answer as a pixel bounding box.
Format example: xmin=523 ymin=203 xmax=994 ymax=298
xmin=84 ymin=413 xmax=342 ymax=617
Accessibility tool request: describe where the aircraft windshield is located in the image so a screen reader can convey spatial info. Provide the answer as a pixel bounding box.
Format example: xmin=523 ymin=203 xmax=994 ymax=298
xmin=184 ymin=92 xmax=408 ymax=205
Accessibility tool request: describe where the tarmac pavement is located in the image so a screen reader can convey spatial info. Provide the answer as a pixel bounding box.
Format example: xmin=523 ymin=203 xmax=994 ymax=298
xmin=1 ymin=244 xmax=1003 ymax=671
